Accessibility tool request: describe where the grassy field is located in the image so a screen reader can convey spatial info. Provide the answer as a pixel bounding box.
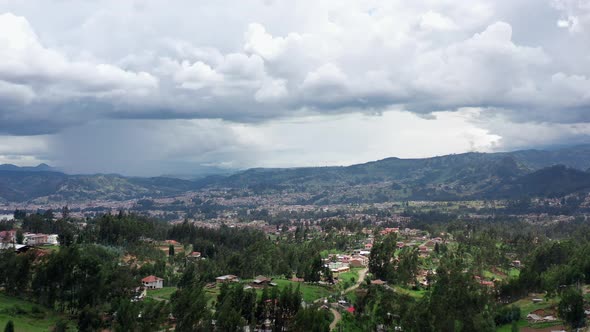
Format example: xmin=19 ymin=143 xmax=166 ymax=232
xmin=496 ymin=319 xmax=528 ymax=332
xmin=393 ymin=286 xmax=426 ymax=299
xmin=146 ymin=286 xmax=177 ymax=301
xmin=336 ymin=268 xmax=361 ymax=290
xmin=271 ymin=279 xmax=333 ymax=303
xmin=0 ymin=292 xmax=73 ymax=332
xmin=205 ymin=286 xmax=221 ymax=308
xmin=495 ymin=296 xmax=562 ymax=331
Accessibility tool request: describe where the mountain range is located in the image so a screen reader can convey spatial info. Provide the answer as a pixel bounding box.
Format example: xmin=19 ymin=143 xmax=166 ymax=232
xmin=2 ymin=145 xmax=590 ymax=203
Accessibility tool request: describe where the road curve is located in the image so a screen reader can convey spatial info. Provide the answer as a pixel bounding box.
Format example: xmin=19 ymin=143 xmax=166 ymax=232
xmin=329 ymin=308 xmax=342 ymax=331
xmin=330 ymin=268 xmax=369 ymax=330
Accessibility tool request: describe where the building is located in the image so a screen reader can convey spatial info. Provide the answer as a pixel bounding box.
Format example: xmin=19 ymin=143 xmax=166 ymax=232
xmin=216 ymin=275 xmax=239 ymax=283
xmin=187 ymin=251 xmax=201 ymax=260
xmin=0 ymin=230 xmax=16 ymax=243
xmin=328 ymin=262 xmax=350 ymax=273
xmin=349 ymin=258 xmax=365 ymax=268
xmin=141 ymin=275 xmax=164 ymax=289
xmin=47 ymin=234 xmax=59 ymax=245
xmin=251 ymin=276 xmax=274 ymax=288
xmin=24 ymin=233 xmax=48 ymax=246
xmin=371 ymin=279 xmax=386 ymax=286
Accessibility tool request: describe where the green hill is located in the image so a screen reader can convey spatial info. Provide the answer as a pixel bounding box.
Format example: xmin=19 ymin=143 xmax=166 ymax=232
xmin=3 ymin=145 xmax=590 ymax=203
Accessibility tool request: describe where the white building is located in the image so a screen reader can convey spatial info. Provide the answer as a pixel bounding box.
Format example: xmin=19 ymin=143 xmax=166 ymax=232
xmin=141 ymin=275 xmax=164 ymax=289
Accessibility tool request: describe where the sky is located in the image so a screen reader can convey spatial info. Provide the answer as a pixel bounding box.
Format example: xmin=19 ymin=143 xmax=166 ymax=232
xmin=0 ymin=0 xmax=589 ymax=175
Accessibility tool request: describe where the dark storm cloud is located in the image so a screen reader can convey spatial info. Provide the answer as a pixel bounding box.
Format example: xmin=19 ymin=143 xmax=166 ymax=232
xmin=0 ymin=0 xmax=589 ymax=172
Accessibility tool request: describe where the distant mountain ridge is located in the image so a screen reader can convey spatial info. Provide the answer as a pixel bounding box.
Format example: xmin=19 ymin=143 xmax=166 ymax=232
xmin=0 ymin=163 xmax=58 ymax=172
xmin=2 ymin=145 xmax=590 ymax=203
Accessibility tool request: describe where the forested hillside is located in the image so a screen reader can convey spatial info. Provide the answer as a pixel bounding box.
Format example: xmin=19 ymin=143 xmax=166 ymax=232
xmin=3 ymin=145 xmax=590 ymax=203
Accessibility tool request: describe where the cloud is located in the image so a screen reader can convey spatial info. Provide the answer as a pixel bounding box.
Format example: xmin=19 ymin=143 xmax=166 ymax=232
xmin=420 ymin=11 xmax=458 ymax=31
xmin=552 ymin=0 xmax=590 ymax=32
xmin=0 ymin=13 xmax=157 ymax=93
xmin=44 ymin=110 xmax=501 ymax=175
xmin=0 ymin=0 xmax=588 ymax=173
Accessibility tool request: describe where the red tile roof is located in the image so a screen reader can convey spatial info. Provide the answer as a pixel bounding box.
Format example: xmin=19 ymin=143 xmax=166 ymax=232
xmin=142 ymin=275 xmax=163 ymax=283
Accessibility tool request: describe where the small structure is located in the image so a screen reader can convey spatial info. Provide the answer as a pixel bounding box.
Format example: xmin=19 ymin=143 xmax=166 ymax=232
xmin=328 ymin=262 xmax=350 ymax=273
xmin=349 ymin=259 xmax=365 ymax=268
xmin=216 ymin=275 xmax=239 ymax=284
xmin=380 ymin=228 xmax=399 ymax=235
xmin=0 ymin=243 xmax=30 ymax=253
xmin=371 ymin=279 xmax=386 ymax=286
xmin=0 ymin=230 xmax=16 ymax=243
xmin=187 ymin=251 xmax=201 ymax=260
xmin=24 ymin=233 xmax=48 ymax=246
xmin=46 ymin=234 xmax=59 ymax=245
xmin=141 ymin=275 xmax=164 ymax=289
xmin=251 ymin=276 xmax=273 ymax=288
xmin=480 ymin=280 xmax=494 ymax=287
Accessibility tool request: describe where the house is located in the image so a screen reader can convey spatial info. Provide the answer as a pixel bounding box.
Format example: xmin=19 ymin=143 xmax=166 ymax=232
xmin=216 ymin=275 xmax=239 ymax=283
xmin=187 ymin=251 xmax=201 ymax=260
xmin=371 ymin=279 xmax=386 ymax=286
xmin=512 ymin=260 xmax=521 ymax=268
xmin=251 ymin=276 xmax=273 ymax=288
xmin=24 ymin=233 xmax=48 ymax=246
xmin=380 ymin=227 xmax=399 ymax=235
xmin=328 ymin=262 xmax=350 ymax=273
xmin=364 ymin=243 xmax=373 ymax=250
xmin=47 ymin=234 xmax=59 ymax=245
xmin=349 ymin=259 xmax=365 ymax=268
xmin=0 ymin=230 xmax=16 ymax=243
xmin=142 ymin=275 xmax=164 ymax=289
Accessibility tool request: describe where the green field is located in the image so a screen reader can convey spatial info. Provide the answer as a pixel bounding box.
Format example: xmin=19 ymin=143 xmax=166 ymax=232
xmin=337 ymin=268 xmax=361 ymax=290
xmin=495 ymin=296 xmax=562 ymax=331
xmin=270 ymin=279 xmax=333 ymax=303
xmin=393 ymin=286 xmax=426 ymax=299
xmin=0 ymin=293 xmax=73 ymax=332
xmin=146 ymin=286 xmax=177 ymax=301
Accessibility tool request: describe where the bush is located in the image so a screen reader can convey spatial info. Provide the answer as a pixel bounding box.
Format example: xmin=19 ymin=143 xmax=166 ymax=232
xmin=494 ymin=305 xmax=521 ymax=325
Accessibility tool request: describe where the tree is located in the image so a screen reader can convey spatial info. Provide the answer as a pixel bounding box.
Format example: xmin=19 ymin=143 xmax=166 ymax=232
xmin=169 ymin=244 xmax=175 ymax=257
xmin=4 ymin=321 xmax=14 ymax=332
xmin=58 ymin=228 xmax=75 ymax=247
xmin=171 ymin=281 xmax=210 ymax=331
xmin=13 ymin=209 xmax=26 ymax=220
xmin=558 ymin=287 xmax=585 ymax=329
xmin=77 ymin=305 xmax=102 ymax=332
xmin=53 ymin=319 xmax=69 ymax=332
xmin=62 ymin=206 xmax=70 ymax=219
xmin=290 ymin=308 xmax=330 ymax=332
xmin=305 ymin=254 xmax=323 ymax=283
xmin=15 ymin=230 xmax=24 ymax=244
